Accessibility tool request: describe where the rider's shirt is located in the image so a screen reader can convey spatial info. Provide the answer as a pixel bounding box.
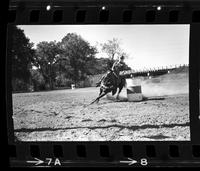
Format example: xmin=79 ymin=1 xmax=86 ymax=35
xmin=111 ymin=60 xmax=126 ymax=76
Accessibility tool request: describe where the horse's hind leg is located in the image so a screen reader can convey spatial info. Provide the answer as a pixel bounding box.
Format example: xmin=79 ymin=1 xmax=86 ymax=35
xmin=90 ymin=92 xmax=107 ymax=105
xmin=90 ymin=88 xmax=104 ymax=105
xmin=99 ymin=88 xmax=103 ymax=96
xmin=95 ymin=88 xmax=103 ymax=103
xmin=116 ymin=86 xmax=123 ymax=100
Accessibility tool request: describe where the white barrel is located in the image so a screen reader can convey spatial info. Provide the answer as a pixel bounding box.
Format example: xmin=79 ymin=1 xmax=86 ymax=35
xmin=71 ymin=84 xmax=75 ymax=89
xmin=127 ymin=85 xmax=143 ymax=102
xmin=126 ymin=79 xmax=142 ymax=102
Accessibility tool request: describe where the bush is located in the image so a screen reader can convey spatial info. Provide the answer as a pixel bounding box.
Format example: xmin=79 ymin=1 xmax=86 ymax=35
xmin=12 ymin=78 xmax=30 ymax=92
xmin=30 ymin=69 xmax=46 ymax=91
xmin=55 ymin=74 xmax=74 ymax=88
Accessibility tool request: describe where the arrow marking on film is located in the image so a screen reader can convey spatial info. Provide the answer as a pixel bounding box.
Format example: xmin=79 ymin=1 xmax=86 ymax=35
xmin=120 ymin=158 xmax=138 ymax=165
xmin=26 ymin=158 xmax=44 ymax=165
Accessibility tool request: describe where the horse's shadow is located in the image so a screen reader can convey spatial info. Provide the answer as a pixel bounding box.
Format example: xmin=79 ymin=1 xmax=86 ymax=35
xmin=88 ymin=95 xmax=166 ymax=106
xmin=103 ymin=95 xmax=165 ymax=104
xmin=142 ymin=96 xmax=165 ymax=101
xmin=104 ymin=95 xmax=128 ymax=103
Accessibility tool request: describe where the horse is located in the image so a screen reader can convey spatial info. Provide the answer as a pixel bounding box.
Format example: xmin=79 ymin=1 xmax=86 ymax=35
xmin=90 ymin=70 xmax=126 ymax=104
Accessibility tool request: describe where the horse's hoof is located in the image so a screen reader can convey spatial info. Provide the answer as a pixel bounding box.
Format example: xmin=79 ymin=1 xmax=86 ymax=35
xmin=90 ymin=101 xmax=95 ymax=105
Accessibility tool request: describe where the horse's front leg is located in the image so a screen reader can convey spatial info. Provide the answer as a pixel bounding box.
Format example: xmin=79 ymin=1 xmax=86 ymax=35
xmin=116 ymin=78 xmax=125 ymax=100
xmin=116 ymin=94 xmax=119 ymax=100
xmin=116 ymin=84 xmax=123 ymax=100
xmin=116 ymin=88 xmax=122 ymax=100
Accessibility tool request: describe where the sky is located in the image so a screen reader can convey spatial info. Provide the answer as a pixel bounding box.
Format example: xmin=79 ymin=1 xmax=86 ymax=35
xmin=18 ymin=25 xmax=190 ymax=70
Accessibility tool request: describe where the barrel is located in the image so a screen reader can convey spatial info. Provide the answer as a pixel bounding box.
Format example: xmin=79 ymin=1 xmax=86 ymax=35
xmin=71 ymin=84 xmax=75 ymax=89
xmin=127 ymin=85 xmax=143 ymax=102
xmin=126 ymin=78 xmax=143 ymax=102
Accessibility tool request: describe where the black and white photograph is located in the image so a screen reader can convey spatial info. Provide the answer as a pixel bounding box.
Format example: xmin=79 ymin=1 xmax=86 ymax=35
xmin=10 ymin=25 xmax=190 ymax=141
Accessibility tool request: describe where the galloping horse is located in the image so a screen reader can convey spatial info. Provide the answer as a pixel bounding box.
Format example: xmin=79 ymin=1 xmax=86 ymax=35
xmin=90 ymin=70 xmax=126 ymax=104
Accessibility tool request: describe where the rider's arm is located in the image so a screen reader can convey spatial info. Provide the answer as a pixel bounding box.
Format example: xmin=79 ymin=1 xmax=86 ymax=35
xmin=111 ymin=61 xmax=118 ymax=71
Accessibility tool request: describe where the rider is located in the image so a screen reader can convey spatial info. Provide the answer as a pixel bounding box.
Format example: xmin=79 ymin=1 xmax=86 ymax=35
xmin=96 ymin=55 xmax=127 ymax=86
xmin=111 ymin=55 xmax=126 ymax=78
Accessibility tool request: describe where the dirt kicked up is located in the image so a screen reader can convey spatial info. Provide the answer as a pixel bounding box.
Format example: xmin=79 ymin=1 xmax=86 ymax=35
xmin=12 ymin=86 xmax=190 ymax=141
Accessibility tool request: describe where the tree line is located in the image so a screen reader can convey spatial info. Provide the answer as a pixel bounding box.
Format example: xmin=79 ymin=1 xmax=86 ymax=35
xmin=10 ymin=26 xmax=131 ymax=92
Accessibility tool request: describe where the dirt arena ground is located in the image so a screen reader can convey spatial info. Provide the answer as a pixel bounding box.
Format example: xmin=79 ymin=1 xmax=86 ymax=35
xmin=12 ymin=72 xmax=190 ymax=141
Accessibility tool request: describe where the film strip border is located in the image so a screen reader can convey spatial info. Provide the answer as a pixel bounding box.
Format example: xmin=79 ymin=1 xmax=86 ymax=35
xmin=9 ymin=143 xmax=200 ymax=167
xmin=8 ymin=0 xmax=200 ymax=24
xmin=7 ymin=0 xmax=200 ymax=167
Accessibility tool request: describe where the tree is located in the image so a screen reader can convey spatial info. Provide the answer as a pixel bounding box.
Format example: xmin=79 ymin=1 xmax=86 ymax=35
xmin=10 ymin=26 xmax=35 ymax=91
xmin=54 ymin=53 xmax=74 ymax=87
xmin=101 ymin=38 xmax=128 ymax=59
xmin=33 ymin=41 xmax=61 ymax=89
xmin=101 ymin=38 xmax=129 ymax=68
xmin=59 ymin=33 xmax=97 ymax=84
xmin=30 ymin=69 xmax=45 ymax=91
xmin=85 ymin=57 xmax=111 ymax=75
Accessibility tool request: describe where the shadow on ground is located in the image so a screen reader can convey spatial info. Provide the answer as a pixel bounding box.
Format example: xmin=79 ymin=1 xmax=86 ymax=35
xmin=14 ymin=122 xmax=189 ymax=133
xmin=100 ymin=95 xmax=165 ymax=104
